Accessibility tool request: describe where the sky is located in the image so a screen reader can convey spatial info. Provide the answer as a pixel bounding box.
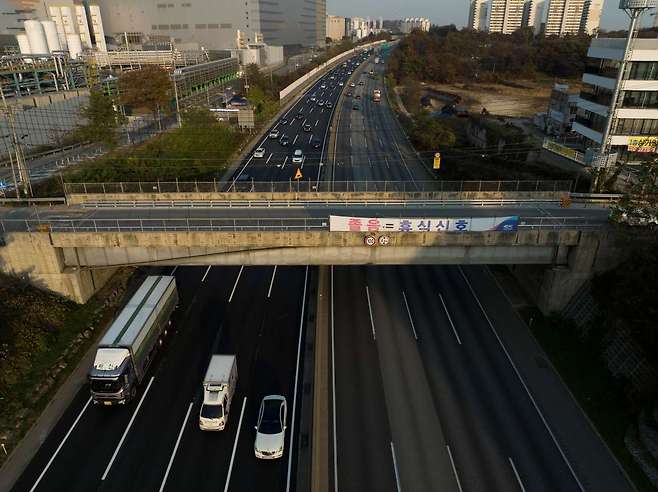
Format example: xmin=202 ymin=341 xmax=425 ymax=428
xmin=327 ymin=0 xmax=649 ymax=32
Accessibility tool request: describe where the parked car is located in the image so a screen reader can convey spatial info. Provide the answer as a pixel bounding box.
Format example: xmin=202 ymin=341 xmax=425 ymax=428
xmin=254 ymin=395 xmax=287 ymax=460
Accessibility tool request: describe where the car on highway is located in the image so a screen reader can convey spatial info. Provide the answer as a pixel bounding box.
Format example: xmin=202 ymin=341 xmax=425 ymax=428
xmin=352 ymin=102 xmax=360 ymax=110
xmin=254 ymin=147 xmax=266 ymax=158
xmin=280 ymin=118 xmax=288 ymax=125
xmin=346 ymin=91 xmax=353 ymax=97
xmin=320 ymin=84 xmax=326 ymax=89
xmin=358 ymin=81 xmax=364 ymax=85
xmin=326 ymin=102 xmax=333 ymax=109
xmin=269 ymin=129 xmax=280 ymax=139
xmin=279 ymin=135 xmax=290 ymax=146
xmin=311 ymin=137 xmax=322 ymax=149
xmin=355 ymin=94 xmax=361 ymax=99
xmin=317 ymin=100 xmax=325 ymax=107
xmin=349 ymin=82 xmax=356 ymax=88
xmin=254 ymin=395 xmax=287 ymax=460
xmin=292 ymin=149 xmax=304 ymax=163
xmin=310 ymin=95 xmax=317 ymax=102
xmin=303 ymin=123 xmax=312 ymax=132
xmin=338 ymin=81 xmax=344 ymax=87
xmin=295 ymin=112 xmax=304 ymax=120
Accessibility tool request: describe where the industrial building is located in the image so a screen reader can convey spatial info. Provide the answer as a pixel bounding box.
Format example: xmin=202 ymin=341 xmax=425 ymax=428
xmin=94 ymin=0 xmax=326 ymax=50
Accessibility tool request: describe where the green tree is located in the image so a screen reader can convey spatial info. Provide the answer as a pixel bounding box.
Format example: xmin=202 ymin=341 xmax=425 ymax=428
xmin=412 ymin=113 xmax=457 ymax=149
xmin=77 ymin=89 xmax=125 ymax=148
xmin=119 ymin=66 xmax=172 ymax=125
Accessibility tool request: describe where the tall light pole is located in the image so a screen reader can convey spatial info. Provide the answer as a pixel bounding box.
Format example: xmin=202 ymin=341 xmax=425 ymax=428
xmin=593 ymin=0 xmax=658 ymax=190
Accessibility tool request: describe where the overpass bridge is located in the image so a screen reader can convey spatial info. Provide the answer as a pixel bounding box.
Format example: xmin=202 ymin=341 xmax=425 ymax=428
xmin=0 ymin=182 xmax=616 ymax=311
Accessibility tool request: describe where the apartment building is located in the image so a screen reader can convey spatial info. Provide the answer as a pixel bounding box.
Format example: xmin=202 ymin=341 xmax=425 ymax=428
xmin=572 ymin=37 xmax=658 ymax=162
xmin=544 ymin=0 xmax=603 ymax=36
xmin=401 ymin=17 xmax=431 ymax=33
xmin=326 ymin=14 xmax=345 ymax=41
xmin=489 ymin=0 xmax=533 ymax=34
xmin=468 ymin=0 xmax=489 ymax=30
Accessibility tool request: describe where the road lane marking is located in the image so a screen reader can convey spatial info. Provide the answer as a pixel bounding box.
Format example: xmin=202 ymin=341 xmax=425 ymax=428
xmin=509 ymin=457 xmax=526 ymax=492
xmin=223 ymin=397 xmax=247 ymax=492
xmin=293 ymin=134 xmax=299 ymax=145
xmin=267 ymin=153 xmax=273 ymax=164
xmin=286 ymin=265 xmax=309 ymax=492
xmin=458 ymin=266 xmax=585 ymax=492
xmin=330 ymin=267 xmax=339 ymax=492
xmin=267 ymin=265 xmax=277 ymax=298
xmin=349 ymin=137 xmax=352 ymax=147
xmin=365 ymin=286 xmax=376 ymax=341
xmin=315 ymin=119 xmax=319 ymax=126
xmin=385 ymin=156 xmax=390 ymax=169
xmin=309 ymin=134 xmax=313 ymax=144
xmin=282 ymin=155 xmax=289 ymax=169
xmin=401 ymin=290 xmax=418 ymax=340
xmin=158 ymin=401 xmax=194 ymax=492
xmin=201 ymin=265 xmax=212 ymax=282
xmin=368 ymin=156 xmax=372 ymax=168
xmin=390 ymin=441 xmax=401 ymax=492
xmin=228 ymin=265 xmax=244 ymax=303
xmin=446 ymin=445 xmax=463 ymax=492
xmin=170 ymin=265 xmax=178 ymax=275
xmin=439 ymin=293 xmax=462 ymax=345
xmin=29 ymin=397 xmax=93 ymax=492
xmin=101 ymin=377 xmax=155 ymax=480
xmin=231 ymin=154 xmax=254 ymax=186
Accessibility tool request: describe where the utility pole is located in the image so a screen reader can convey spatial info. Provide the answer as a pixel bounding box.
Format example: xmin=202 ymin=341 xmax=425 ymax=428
xmin=6 ymin=108 xmax=31 ymax=197
xmin=0 ymin=83 xmax=20 ymax=198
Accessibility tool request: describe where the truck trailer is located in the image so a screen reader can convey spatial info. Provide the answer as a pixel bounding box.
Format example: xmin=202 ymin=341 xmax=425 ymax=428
xmin=199 ymin=355 xmax=238 ymax=431
xmin=89 ymin=275 xmax=178 ymax=405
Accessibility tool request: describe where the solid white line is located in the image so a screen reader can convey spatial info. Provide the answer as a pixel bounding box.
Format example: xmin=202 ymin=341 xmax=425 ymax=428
xmin=267 ymin=265 xmax=278 ymax=299
xmin=458 ymin=266 xmax=585 ymax=492
xmin=365 ymin=286 xmax=376 ymax=341
xmin=282 ymin=156 xmax=289 ymax=169
xmin=101 ymin=377 xmax=155 ymax=480
xmin=315 ymin=119 xmax=319 ymax=126
xmin=232 ymin=154 xmax=254 ymax=185
xmin=331 ymin=267 xmax=338 ymax=492
xmin=201 ymin=265 xmax=212 ymax=282
xmin=401 ymin=290 xmax=418 ymax=340
xmin=446 ymin=445 xmax=463 ymax=492
xmin=29 ymin=397 xmax=93 ymax=492
xmin=390 ymin=441 xmax=402 ymax=492
xmin=223 ymin=397 xmax=247 ymax=492
xmin=158 ymin=401 xmax=194 ymax=492
xmin=266 ymin=153 xmax=273 ymax=164
xmin=309 ymin=134 xmax=313 ymax=144
xmin=170 ymin=265 xmax=178 ymax=275
xmin=228 ymin=265 xmax=244 ymax=303
xmin=293 ymin=134 xmax=299 ymax=145
xmin=286 ymin=265 xmax=309 ymax=492
xmin=439 ymin=293 xmax=462 ymax=345
xmin=509 ymin=457 xmax=526 ymax=492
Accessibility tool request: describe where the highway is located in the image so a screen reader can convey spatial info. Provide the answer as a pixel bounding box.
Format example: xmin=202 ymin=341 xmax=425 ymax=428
xmin=329 ymin=55 xmax=633 ymax=492
xmin=11 ymin=50 xmax=374 ymax=492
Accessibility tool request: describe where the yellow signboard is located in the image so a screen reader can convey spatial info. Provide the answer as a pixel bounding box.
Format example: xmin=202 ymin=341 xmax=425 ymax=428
xmin=433 ymin=152 xmax=441 ymax=170
xmin=294 ymin=168 xmax=303 ymax=180
xmin=628 ymin=136 xmax=658 ymax=153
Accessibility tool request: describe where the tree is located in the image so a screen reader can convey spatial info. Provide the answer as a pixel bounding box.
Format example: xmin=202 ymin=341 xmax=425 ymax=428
xmin=118 ymin=66 xmax=172 ymax=127
xmin=412 ymin=113 xmax=456 ymax=149
xmin=77 ymin=88 xmax=125 ymax=148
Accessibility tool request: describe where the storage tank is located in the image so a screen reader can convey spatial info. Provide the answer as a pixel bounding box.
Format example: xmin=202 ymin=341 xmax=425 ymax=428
xmin=60 ymin=6 xmax=76 ymax=35
xmin=66 ymin=33 xmax=83 ymax=59
xmin=24 ymin=20 xmax=49 ymax=55
xmin=41 ymin=20 xmax=62 ymax=52
xmin=16 ymin=33 xmax=31 ymax=55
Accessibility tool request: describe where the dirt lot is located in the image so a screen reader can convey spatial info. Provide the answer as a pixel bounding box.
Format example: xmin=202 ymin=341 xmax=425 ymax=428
xmin=418 ymin=80 xmax=581 ymax=118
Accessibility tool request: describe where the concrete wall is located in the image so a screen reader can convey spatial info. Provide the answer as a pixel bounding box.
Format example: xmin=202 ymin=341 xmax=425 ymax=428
xmin=0 ymin=232 xmax=116 ymax=303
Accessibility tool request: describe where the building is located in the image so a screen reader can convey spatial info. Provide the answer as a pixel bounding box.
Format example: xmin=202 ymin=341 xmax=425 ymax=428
xmin=95 ymin=0 xmax=326 ymax=50
xmin=488 ymin=0 xmax=530 ymax=34
xmin=572 ymin=37 xmax=658 ymax=163
xmin=545 ymin=83 xmax=579 ymax=135
xmin=468 ymin=0 xmax=489 ymax=30
xmin=326 ymin=14 xmax=345 ymax=41
xmin=0 ymin=1 xmax=44 ymax=36
xmin=544 ymin=0 xmax=603 ymax=37
xmin=401 ymin=17 xmax=431 ymax=33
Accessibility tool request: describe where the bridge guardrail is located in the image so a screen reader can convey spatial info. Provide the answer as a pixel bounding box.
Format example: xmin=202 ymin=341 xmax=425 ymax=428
xmin=63 ymin=179 xmax=574 ymax=195
xmin=0 ymin=216 xmax=603 ymax=234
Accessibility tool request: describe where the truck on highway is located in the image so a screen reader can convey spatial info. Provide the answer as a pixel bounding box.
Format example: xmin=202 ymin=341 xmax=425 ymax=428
xmin=199 ymin=355 xmax=238 ymax=431
xmin=374 ymin=56 xmax=380 ymax=64
xmin=89 ymin=275 xmax=178 ymax=405
xmin=373 ymin=89 xmax=381 ymax=102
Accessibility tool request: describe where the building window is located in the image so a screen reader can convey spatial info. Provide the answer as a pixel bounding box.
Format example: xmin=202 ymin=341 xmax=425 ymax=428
xmin=621 ymin=91 xmax=658 ymax=109
xmin=208 ymin=23 xmax=219 ymax=29
xmin=158 ymin=24 xmax=169 ymax=29
xmin=575 ymin=109 xmax=607 ymax=133
xmin=170 ymin=24 xmax=181 ymax=29
xmin=580 ymin=83 xmax=613 ymax=107
xmin=628 ymin=61 xmax=658 ymax=81
xmin=152 ymin=25 xmax=158 ymax=30
xmin=195 ymin=24 xmax=207 ymax=29
xmin=220 ymin=23 xmax=232 ymax=28
xmin=614 ymin=118 xmax=658 ymax=136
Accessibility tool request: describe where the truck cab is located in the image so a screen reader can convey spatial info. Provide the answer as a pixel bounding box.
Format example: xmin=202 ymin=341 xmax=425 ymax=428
xmin=90 ymin=348 xmax=137 ymax=405
xmin=199 ymin=384 xmax=230 ymax=431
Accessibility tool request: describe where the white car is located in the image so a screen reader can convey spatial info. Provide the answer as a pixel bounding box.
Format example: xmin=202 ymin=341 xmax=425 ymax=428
xmin=338 ymin=81 xmax=344 ymax=87
xmin=269 ymin=129 xmax=280 ymax=139
xmin=254 ymin=148 xmax=265 ymax=158
xmin=349 ymin=82 xmax=356 ymax=88
xmin=320 ymin=84 xmax=326 ymax=89
xmin=254 ymin=395 xmax=287 ymax=460
xmin=292 ymin=149 xmax=304 ymax=163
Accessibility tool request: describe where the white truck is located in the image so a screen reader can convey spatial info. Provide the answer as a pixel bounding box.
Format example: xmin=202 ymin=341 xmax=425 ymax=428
xmin=374 ymin=56 xmax=380 ymax=64
xmin=89 ymin=275 xmax=178 ymax=405
xmin=373 ymin=89 xmax=381 ymax=102
xmin=199 ymin=355 xmax=238 ymax=431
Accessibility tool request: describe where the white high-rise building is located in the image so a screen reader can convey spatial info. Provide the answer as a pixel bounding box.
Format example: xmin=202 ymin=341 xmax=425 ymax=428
xmin=401 ymin=17 xmax=431 ymax=33
xmin=468 ymin=0 xmax=489 ymax=30
xmin=489 ymin=0 xmax=529 ymax=34
xmin=543 ymin=0 xmax=604 ymax=36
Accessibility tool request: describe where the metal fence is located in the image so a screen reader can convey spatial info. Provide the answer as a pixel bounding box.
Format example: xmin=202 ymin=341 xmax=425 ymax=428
xmin=0 ymin=216 xmax=603 ymax=234
xmin=64 ymin=180 xmax=574 ymax=195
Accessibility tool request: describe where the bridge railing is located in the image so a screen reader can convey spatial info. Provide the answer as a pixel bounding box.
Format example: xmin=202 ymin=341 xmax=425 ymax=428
xmin=0 ymin=216 xmax=603 ymax=234
xmin=63 ymin=180 xmax=574 ymax=195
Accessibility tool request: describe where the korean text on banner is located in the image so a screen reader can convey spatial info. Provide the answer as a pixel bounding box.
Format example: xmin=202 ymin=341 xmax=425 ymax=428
xmin=329 ymin=216 xmax=519 ymax=232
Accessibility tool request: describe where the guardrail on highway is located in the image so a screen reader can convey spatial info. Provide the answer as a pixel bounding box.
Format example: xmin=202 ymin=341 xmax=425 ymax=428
xmin=0 ymin=216 xmax=603 ymax=234
xmin=64 ymin=180 xmax=574 ymax=195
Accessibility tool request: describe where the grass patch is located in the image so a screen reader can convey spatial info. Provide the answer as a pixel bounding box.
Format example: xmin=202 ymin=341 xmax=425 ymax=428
xmin=0 ymin=269 xmax=139 ymax=468
xmin=521 ymin=306 xmax=655 ymax=492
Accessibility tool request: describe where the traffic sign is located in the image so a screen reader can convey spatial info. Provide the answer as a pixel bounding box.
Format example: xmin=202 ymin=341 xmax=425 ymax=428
xmin=294 ymin=168 xmax=303 ymax=180
xmin=433 ymin=152 xmax=441 ymax=170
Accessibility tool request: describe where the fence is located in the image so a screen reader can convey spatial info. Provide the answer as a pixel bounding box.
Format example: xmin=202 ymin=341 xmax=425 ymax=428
xmin=542 ymin=138 xmax=585 ymax=165
xmin=64 ymin=180 xmax=574 ymax=195
xmin=0 ymin=215 xmax=602 ymax=234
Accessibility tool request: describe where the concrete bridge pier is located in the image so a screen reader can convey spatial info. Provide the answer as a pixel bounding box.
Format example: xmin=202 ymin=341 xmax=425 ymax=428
xmin=0 ymin=232 xmax=116 ymax=303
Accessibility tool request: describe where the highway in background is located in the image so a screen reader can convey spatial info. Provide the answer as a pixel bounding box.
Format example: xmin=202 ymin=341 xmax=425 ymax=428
xmin=12 ymin=50 xmax=373 ymax=492
xmin=329 ymin=54 xmax=633 ymax=492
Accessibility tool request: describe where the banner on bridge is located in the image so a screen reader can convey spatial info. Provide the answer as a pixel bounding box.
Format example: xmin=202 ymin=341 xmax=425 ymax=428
xmin=329 ymin=216 xmax=519 ymax=233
